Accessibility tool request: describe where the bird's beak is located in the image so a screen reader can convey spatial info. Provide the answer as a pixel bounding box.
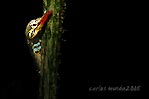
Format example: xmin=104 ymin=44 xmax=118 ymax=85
xmin=38 ymin=10 xmax=53 ymax=28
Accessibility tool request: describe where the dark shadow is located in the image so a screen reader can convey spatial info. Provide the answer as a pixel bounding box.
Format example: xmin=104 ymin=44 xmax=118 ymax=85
xmin=0 ymin=0 xmax=43 ymax=99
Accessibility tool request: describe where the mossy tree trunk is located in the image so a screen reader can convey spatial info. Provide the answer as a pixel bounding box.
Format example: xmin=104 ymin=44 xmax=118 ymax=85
xmin=37 ymin=0 xmax=65 ymax=99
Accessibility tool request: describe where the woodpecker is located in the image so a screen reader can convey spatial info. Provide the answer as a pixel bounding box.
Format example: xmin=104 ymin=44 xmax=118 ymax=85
xmin=25 ymin=10 xmax=52 ymax=54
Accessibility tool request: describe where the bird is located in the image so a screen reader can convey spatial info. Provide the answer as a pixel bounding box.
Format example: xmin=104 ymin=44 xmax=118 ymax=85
xmin=25 ymin=10 xmax=52 ymax=54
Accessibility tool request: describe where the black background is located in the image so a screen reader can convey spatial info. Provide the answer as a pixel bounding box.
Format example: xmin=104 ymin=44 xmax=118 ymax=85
xmin=0 ymin=0 xmax=43 ymax=99
xmin=0 ymin=0 xmax=147 ymax=99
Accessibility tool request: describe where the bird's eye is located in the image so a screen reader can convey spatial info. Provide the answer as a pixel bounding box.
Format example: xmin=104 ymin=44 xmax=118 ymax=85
xmin=33 ymin=24 xmax=37 ymax=26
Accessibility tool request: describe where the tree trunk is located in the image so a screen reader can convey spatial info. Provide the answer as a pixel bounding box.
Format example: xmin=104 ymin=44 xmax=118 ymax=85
xmin=36 ymin=0 xmax=65 ymax=99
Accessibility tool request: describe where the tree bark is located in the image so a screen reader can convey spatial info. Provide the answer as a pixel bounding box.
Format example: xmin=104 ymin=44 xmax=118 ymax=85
xmin=36 ymin=0 xmax=65 ymax=99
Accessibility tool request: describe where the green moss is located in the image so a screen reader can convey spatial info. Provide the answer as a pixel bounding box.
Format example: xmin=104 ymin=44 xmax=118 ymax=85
xmin=37 ymin=0 xmax=65 ymax=99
